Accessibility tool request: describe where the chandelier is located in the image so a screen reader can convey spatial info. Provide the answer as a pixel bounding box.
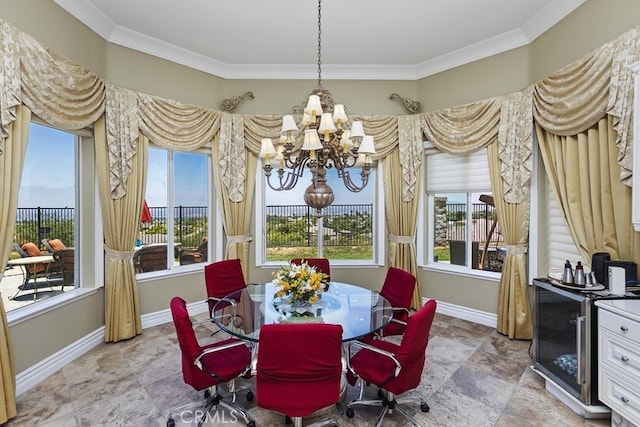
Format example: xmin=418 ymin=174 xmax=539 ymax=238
xmin=258 ymin=0 xmax=376 ymax=217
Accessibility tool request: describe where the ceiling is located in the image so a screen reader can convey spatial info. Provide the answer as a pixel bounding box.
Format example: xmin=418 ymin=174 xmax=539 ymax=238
xmin=53 ymin=0 xmax=586 ymax=81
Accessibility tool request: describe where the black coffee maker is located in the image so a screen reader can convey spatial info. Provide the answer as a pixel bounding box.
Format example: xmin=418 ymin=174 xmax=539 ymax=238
xmin=591 ymin=252 xmax=610 ymax=286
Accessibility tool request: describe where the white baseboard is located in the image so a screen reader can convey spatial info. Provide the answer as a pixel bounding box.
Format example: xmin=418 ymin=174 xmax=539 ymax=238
xmin=140 ymin=300 xmax=208 ymax=329
xmin=15 ymin=327 xmax=105 ymax=396
xmin=16 ymin=299 xmax=485 ymax=396
xmin=432 ymin=299 xmax=497 ymax=328
xmin=15 ymin=300 xmax=208 ymax=396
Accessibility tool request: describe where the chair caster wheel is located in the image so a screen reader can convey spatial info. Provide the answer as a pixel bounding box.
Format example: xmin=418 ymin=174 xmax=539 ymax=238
xmin=204 ymin=389 xmax=211 ymax=398
xmin=246 ymin=390 xmax=254 ymax=401
xmin=167 ymin=418 xmax=175 ymax=427
xmin=247 ymin=421 xmax=256 ymax=427
xmin=346 ymin=407 xmax=355 ymax=418
xmin=421 ymin=402 xmax=430 ymax=412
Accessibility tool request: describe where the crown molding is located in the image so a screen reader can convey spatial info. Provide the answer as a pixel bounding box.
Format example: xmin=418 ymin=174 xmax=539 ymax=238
xmin=54 ymin=0 xmax=586 ymax=81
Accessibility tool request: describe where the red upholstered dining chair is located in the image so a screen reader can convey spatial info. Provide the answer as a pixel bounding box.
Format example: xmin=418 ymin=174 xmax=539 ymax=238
xmin=345 ymin=299 xmax=437 ymax=427
xmin=204 ymin=259 xmax=247 ymax=315
xmin=360 ymin=266 xmax=416 ymax=343
xmin=205 ymin=259 xmax=250 ymax=336
xmin=167 ymin=297 xmax=255 ymax=427
xmin=291 ymin=258 xmax=331 ymax=289
xmin=377 ymin=266 xmax=416 ymax=338
xmin=256 ymin=323 xmax=344 ymax=427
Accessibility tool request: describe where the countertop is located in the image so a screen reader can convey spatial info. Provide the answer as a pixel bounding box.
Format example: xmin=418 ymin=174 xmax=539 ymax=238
xmin=595 ymin=299 xmax=640 ymax=322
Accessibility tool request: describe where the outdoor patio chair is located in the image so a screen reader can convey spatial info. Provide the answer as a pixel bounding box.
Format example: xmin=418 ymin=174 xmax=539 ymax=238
xmin=42 ymin=238 xmax=67 ymax=253
xmin=133 ymin=244 xmax=168 ymax=273
xmin=51 ymin=248 xmax=75 ymax=289
xmin=13 ymin=242 xmax=48 ymax=278
xmin=178 ymin=238 xmax=208 ymax=265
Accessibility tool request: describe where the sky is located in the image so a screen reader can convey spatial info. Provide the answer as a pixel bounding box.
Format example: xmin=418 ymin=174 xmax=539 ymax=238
xmin=18 ymin=123 xmax=75 ymax=208
xmin=20 ymin=124 xmax=374 ymax=209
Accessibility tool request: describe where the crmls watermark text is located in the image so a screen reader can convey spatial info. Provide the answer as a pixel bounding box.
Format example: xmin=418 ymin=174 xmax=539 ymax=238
xmin=178 ymin=409 xmax=239 ymax=424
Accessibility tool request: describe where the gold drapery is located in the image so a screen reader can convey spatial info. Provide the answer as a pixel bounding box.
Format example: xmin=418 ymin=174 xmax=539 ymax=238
xmin=212 ymin=115 xmax=256 ymax=279
xmin=383 ymin=149 xmax=422 ymax=309
xmin=537 ymin=117 xmax=639 ymax=264
xmin=96 ymin=115 xmax=145 ymax=342
xmin=0 ymin=105 xmax=29 ymax=423
xmin=488 ymin=141 xmax=532 ymax=340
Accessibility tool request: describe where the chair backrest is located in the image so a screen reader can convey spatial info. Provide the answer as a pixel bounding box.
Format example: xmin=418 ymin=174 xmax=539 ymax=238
xmin=380 ymin=266 xmax=415 ymax=317
xmin=290 ymin=258 xmax=331 ymax=281
xmin=52 ymin=248 xmax=75 ymax=285
xmin=12 ymin=243 xmax=28 ymax=258
xmin=388 ymin=299 xmax=437 ymax=394
xmin=170 ymin=296 xmax=251 ymax=391
xmin=380 ymin=266 xmax=415 ymax=308
xmin=256 ymin=323 xmax=343 ymax=417
xmin=204 ymin=259 xmax=246 ymax=299
xmin=133 ymin=244 xmax=167 ymax=273
xmin=197 ymin=239 xmax=208 ymax=262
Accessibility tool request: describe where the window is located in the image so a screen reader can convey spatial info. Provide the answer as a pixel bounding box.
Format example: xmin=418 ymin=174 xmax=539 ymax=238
xmin=140 ymin=148 xmax=210 ymax=274
xmin=425 ymin=148 xmax=503 ymax=274
xmin=4 ymin=123 xmax=78 ymax=311
xmin=258 ymin=165 xmax=379 ymax=264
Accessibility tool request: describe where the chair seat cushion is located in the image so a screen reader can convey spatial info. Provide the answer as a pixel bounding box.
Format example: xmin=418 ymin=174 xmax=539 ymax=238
xmin=349 ymin=340 xmax=399 ymax=387
xmin=199 ymin=338 xmax=251 ymax=381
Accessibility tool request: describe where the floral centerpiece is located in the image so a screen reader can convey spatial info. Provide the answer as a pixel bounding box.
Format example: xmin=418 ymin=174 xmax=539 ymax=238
xmin=272 ymin=260 xmax=328 ymax=312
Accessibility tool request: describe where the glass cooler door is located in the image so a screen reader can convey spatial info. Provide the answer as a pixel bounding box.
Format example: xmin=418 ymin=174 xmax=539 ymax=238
xmin=534 ymin=281 xmax=585 ymax=400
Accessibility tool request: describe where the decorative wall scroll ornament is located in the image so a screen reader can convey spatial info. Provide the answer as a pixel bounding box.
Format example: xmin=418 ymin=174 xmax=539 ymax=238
xmin=389 ymin=93 xmax=422 ymax=113
xmin=221 ymin=91 xmax=254 ymax=112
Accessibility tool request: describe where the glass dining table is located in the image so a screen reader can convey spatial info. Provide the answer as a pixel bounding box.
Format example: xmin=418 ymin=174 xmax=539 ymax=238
xmin=211 ymin=281 xmax=393 ymax=342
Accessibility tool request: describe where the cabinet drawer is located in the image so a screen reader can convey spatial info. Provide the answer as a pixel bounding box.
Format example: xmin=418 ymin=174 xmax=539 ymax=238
xmin=599 ymin=366 xmax=640 ymax=423
xmin=599 ymin=329 xmax=640 ymax=380
xmin=599 ymin=309 xmax=640 ymax=342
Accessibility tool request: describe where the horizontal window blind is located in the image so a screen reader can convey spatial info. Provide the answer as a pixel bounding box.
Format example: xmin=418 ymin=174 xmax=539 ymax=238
xmin=425 ymin=149 xmax=491 ymax=192
xmin=546 ymin=176 xmax=583 ymax=273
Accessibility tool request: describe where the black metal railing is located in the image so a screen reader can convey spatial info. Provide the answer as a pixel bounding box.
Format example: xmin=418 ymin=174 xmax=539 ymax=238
xmin=13 ymin=203 xmax=500 ymax=251
xmin=13 ymin=206 xmax=209 ymax=250
xmin=14 ymin=207 xmax=75 ymax=249
xmin=265 ymin=204 xmax=373 ymax=248
xmin=445 ymin=203 xmax=503 ymax=245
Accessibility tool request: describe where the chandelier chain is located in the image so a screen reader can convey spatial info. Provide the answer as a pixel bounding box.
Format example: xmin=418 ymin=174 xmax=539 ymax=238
xmin=317 ymin=0 xmax=323 ymax=89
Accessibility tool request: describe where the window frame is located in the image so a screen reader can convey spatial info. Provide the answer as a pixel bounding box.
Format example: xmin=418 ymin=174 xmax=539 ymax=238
xmin=255 ymin=159 xmax=385 ymax=268
xmin=136 ymin=145 xmax=213 ymax=279
xmin=419 ymin=144 xmax=501 ymax=280
xmin=7 ymin=120 xmax=102 ymax=322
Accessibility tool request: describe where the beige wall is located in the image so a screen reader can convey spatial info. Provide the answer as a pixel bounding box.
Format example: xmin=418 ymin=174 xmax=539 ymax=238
xmin=3 ymin=0 xmax=640 ymax=373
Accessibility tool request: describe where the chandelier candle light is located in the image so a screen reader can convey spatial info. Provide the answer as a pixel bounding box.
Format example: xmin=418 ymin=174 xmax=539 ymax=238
xmin=259 ymin=0 xmax=376 ymax=217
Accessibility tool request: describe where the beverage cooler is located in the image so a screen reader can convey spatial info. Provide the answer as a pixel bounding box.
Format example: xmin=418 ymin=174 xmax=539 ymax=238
xmin=532 ymin=278 xmax=617 ymax=418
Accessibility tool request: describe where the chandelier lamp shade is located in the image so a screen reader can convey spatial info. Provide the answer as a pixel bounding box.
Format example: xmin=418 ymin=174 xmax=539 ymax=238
xmin=258 ymin=0 xmax=376 ymax=217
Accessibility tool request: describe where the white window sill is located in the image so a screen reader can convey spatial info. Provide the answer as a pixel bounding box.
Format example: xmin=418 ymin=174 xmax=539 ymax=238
xmin=421 ymin=263 xmax=502 ymax=282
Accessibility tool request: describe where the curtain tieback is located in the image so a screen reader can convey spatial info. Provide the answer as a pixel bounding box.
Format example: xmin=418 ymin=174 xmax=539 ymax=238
xmin=227 ymin=234 xmax=253 ymax=244
xmin=388 ymin=234 xmax=414 ymax=244
xmin=104 ymin=245 xmax=134 ymax=261
xmin=506 ymin=244 xmax=527 ymax=256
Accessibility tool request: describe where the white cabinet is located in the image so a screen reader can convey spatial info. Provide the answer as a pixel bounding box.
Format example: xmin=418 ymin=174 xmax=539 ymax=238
xmin=632 ymin=61 xmax=640 ymax=232
xmin=596 ymin=300 xmax=640 ymax=426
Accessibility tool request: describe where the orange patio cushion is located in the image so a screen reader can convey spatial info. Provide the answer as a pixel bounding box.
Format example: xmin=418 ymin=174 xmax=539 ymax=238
xmin=49 ymin=239 xmax=66 ymax=251
xmin=22 ymin=242 xmax=42 ymax=257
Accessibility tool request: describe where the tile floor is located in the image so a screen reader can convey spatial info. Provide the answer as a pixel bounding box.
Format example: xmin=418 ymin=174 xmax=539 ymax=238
xmin=5 ymin=312 xmax=613 ymax=426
